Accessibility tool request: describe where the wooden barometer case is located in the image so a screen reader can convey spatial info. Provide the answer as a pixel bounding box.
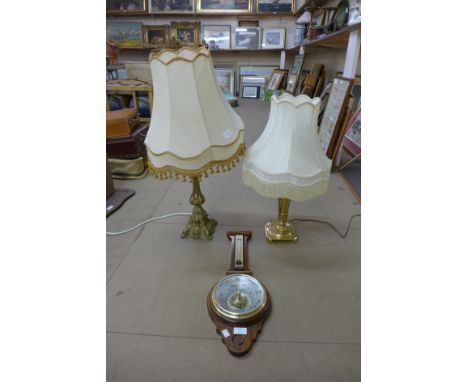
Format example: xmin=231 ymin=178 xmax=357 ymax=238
xmin=207 ymin=231 xmax=271 ymax=357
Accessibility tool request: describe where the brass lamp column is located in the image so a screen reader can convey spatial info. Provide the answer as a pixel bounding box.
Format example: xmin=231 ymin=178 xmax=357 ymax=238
xmin=145 ymin=47 xmax=245 ymax=240
xmin=181 ymin=176 xmax=217 ymax=240
xmin=265 ymin=198 xmax=298 ymax=242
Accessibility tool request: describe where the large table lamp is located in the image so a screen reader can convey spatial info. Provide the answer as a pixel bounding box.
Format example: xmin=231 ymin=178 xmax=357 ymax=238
xmin=145 ymin=47 xmax=245 ymax=240
xmin=242 ymin=94 xmax=331 ymax=242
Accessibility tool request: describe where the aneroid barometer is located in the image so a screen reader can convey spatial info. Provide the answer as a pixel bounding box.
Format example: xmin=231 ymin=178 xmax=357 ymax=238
xmin=207 ymin=231 xmax=271 ymax=357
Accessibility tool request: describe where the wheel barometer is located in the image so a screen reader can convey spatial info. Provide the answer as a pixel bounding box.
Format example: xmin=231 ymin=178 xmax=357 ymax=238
xmin=207 ymin=231 xmax=271 ymax=357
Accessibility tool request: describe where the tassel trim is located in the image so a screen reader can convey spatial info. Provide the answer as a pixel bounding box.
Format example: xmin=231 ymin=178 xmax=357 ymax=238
xmin=147 ymin=144 xmax=245 ymax=182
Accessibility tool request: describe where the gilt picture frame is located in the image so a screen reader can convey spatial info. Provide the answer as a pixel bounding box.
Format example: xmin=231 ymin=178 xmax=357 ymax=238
xmin=107 ymin=0 xmax=147 ymax=14
xmin=149 ymin=0 xmax=194 ymax=13
xmin=143 ymin=25 xmax=170 ymax=49
xmin=170 ymin=22 xmax=200 ymax=48
xmin=197 ymin=0 xmax=252 ymax=13
xmin=267 ymin=69 xmax=288 ymax=90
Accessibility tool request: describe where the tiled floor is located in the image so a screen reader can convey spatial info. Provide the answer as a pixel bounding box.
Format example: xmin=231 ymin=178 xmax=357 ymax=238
xmin=107 ymin=99 xmax=361 ymax=382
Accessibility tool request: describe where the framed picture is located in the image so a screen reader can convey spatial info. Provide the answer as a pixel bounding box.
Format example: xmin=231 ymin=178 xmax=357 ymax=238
xmin=143 ymin=25 xmax=170 ymax=49
xmin=149 ymin=0 xmax=194 ymax=13
xmin=197 ymin=0 xmax=252 ymax=13
xmin=267 ymin=69 xmax=287 ymax=90
xmin=257 ymin=0 xmax=294 ymax=14
xmin=343 ymin=106 xmax=361 ymax=157
xmin=319 ymin=77 xmax=354 ymax=157
xmin=311 ymin=10 xmax=325 ymax=26
xmin=215 ymin=69 xmax=235 ymax=98
xmin=242 ymin=86 xmax=259 ymax=98
xmin=170 ymin=22 xmax=200 ymax=48
xmin=107 ymin=0 xmax=147 ymax=14
xmin=234 ymin=27 xmax=261 ymax=49
xmin=261 ymin=28 xmax=285 ymax=49
xmin=286 ymin=54 xmax=304 ymax=93
xmin=203 ymin=25 xmax=231 ymax=50
xmin=106 ymin=22 xmax=143 ymax=48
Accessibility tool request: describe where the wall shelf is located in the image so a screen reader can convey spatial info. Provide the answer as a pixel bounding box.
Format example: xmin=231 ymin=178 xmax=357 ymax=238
xmin=289 ymin=22 xmax=361 ymax=52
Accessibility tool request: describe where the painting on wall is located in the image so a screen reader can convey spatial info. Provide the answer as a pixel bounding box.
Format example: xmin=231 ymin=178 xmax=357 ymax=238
xmin=234 ymin=27 xmax=261 ymax=49
xmin=106 ymin=22 xmax=143 ymax=48
xmin=107 ymin=0 xmax=147 ymax=13
xmin=170 ymin=22 xmax=201 ymax=48
xmin=149 ymin=0 xmax=195 ymax=13
xmin=143 ymin=25 xmax=170 ymax=48
xmin=257 ymin=0 xmax=294 ymax=14
xmin=203 ymin=25 xmax=231 ymax=50
xmin=198 ymin=0 xmax=252 ymax=13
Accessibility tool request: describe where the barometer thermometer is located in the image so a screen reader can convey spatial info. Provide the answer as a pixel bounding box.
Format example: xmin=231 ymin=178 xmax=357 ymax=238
xmin=207 ymin=231 xmax=271 ymax=357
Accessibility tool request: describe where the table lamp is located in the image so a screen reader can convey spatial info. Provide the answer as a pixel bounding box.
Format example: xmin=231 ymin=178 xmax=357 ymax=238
xmin=242 ymin=93 xmax=331 ymax=242
xmin=145 ymin=47 xmax=245 ymax=240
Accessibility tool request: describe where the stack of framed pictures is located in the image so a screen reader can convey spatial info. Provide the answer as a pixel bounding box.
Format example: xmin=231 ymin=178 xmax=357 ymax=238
xmin=241 ymin=76 xmax=267 ymax=99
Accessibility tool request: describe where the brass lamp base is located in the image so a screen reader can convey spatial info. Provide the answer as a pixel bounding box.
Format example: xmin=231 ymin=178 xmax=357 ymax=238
xmin=181 ymin=176 xmax=217 ymax=240
xmin=265 ymin=198 xmax=298 ymax=242
xmin=265 ymin=221 xmax=298 ymax=242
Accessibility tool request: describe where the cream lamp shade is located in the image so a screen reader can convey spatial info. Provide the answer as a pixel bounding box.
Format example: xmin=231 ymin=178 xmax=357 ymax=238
xmin=242 ymin=93 xmax=331 ymax=242
xmin=145 ymin=47 xmax=245 ymax=240
xmin=145 ymin=47 xmax=245 ymax=178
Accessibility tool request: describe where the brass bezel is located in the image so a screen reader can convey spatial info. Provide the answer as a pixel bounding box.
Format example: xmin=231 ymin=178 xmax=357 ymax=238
xmin=197 ymin=0 xmax=252 ymax=14
xmin=211 ymin=274 xmax=268 ymax=321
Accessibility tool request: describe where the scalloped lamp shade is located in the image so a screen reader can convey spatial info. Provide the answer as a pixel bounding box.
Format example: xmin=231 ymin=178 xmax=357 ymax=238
xmin=145 ymin=47 xmax=245 ymax=178
xmin=145 ymin=47 xmax=245 ymax=240
xmin=242 ymin=94 xmax=332 ymax=242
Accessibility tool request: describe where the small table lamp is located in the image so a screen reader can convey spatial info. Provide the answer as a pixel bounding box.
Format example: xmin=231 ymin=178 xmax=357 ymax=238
xmin=145 ymin=47 xmax=245 ymax=240
xmin=242 ymin=94 xmax=331 ymax=242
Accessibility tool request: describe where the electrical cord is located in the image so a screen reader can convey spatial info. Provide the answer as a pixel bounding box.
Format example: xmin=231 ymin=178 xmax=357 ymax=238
xmin=290 ymin=214 xmax=361 ymax=239
xmin=106 ymin=212 xmax=192 ymax=236
xmin=107 ymin=212 xmax=361 ymax=239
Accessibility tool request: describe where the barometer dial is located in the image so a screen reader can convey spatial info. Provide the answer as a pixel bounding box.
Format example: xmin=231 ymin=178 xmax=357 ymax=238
xmin=211 ymin=274 xmax=267 ymax=321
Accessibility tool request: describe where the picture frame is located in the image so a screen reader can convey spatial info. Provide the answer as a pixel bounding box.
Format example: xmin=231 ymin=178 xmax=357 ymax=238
xmin=107 ymin=0 xmax=147 ymax=14
xmin=106 ymin=22 xmax=143 ymax=49
xmin=256 ymin=0 xmax=295 ymax=14
xmin=170 ymin=22 xmax=200 ymax=48
xmin=267 ymin=69 xmax=288 ymax=90
xmin=242 ymin=86 xmax=259 ymax=98
xmin=286 ymin=54 xmax=304 ymax=93
xmin=234 ymin=27 xmax=261 ymax=49
xmin=261 ymin=28 xmax=286 ymax=49
xmin=311 ymin=10 xmax=325 ymax=26
xmin=143 ymin=25 xmax=170 ymax=49
xmin=197 ymin=0 xmax=252 ymax=13
xmin=215 ymin=69 xmax=235 ymax=98
xmin=203 ymin=25 xmax=231 ymax=50
xmin=149 ymin=0 xmax=195 ymax=13
xmin=319 ymin=76 xmax=354 ymax=158
xmin=343 ymin=106 xmax=361 ymax=157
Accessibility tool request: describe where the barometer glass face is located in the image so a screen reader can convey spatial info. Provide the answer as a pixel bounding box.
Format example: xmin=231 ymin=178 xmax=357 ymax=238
xmin=212 ymin=274 xmax=267 ymax=321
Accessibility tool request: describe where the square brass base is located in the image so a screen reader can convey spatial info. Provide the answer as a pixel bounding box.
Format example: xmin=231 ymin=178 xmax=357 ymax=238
xmin=264 ymin=222 xmax=298 ymax=242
